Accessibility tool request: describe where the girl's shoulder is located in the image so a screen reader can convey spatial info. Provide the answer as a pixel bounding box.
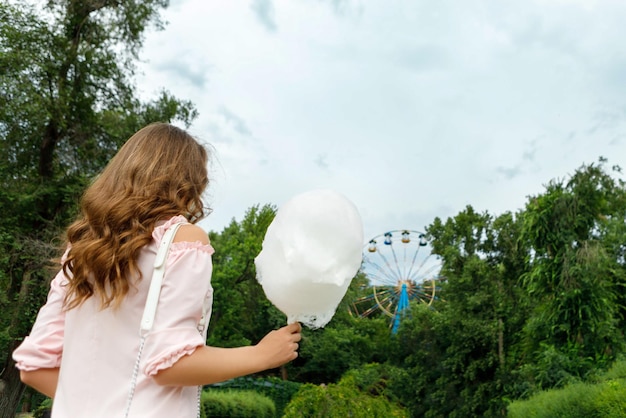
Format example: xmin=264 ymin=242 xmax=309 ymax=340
xmin=152 ymin=215 xmax=213 ymax=255
xmin=173 ymin=224 xmax=209 ymax=245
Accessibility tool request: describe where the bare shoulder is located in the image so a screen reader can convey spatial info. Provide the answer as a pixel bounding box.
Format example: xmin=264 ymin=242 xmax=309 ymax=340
xmin=173 ymin=224 xmax=210 ymax=245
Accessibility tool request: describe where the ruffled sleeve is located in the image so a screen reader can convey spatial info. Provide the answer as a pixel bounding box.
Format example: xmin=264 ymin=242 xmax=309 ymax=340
xmin=142 ymin=218 xmax=214 ymax=377
xmin=13 ymin=264 xmax=68 ymax=371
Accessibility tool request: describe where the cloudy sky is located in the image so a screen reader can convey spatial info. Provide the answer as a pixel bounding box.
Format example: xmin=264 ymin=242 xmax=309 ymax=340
xmin=136 ymin=0 xmax=626 ymax=241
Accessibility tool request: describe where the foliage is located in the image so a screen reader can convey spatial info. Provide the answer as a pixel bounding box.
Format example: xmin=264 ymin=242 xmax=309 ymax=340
xmin=207 ymin=376 xmax=302 ymax=417
xmin=386 ymin=207 xmax=531 ymax=417
xmin=31 ymin=398 xmax=52 ymax=418
xmin=380 ymin=160 xmax=626 ymax=417
xmin=338 ymin=363 xmax=407 ymax=405
xmin=389 ymin=303 xmax=504 ymax=417
xmin=280 ymin=269 xmax=391 ymax=383
xmin=520 ymin=160 xmax=626 ymax=385
xmin=283 ymin=382 xmax=408 ymax=418
xmin=597 ymin=356 xmax=626 ymax=381
xmin=513 ymin=343 xmax=589 ymax=395
xmin=507 ymin=378 xmax=626 ymax=417
xmin=291 ymin=313 xmax=392 ymax=384
xmin=201 ymin=389 xmax=275 ymax=418
xmin=508 ymin=357 xmax=626 ymax=417
xmin=207 ymin=204 xmax=284 ymax=348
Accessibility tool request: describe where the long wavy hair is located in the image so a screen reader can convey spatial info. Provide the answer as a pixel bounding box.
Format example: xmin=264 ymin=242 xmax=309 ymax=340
xmin=62 ymin=123 xmax=210 ymax=310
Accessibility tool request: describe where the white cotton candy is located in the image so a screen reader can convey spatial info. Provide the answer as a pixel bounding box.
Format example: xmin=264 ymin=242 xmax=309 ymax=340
xmin=255 ymin=189 xmax=364 ymax=329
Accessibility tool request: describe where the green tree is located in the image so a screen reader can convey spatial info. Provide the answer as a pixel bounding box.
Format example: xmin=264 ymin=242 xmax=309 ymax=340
xmin=207 ymin=204 xmax=285 ymax=348
xmin=520 ymin=160 xmax=626 ymax=387
xmin=389 ymin=206 xmax=532 ymax=417
xmin=291 ymin=314 xmax=391 ymax=385
xmin=0 ymin=1 xmax=196 ymax=414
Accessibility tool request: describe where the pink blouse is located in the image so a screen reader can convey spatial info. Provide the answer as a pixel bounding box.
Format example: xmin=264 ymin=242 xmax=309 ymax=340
xmin=13 ymin=216 xmax=214 ymax=417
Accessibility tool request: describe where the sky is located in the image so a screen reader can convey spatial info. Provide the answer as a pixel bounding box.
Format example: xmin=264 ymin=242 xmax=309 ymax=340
xmin=136 ymin=0 xmax=626 ymax=242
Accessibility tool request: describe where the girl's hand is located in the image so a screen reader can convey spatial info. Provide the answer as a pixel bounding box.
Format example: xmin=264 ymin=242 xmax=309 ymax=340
xmin=256 ymin=322 xmax=302 ymax=369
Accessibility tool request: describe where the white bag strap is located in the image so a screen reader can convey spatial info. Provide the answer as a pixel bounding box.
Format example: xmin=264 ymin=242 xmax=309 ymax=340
xmin=140 ymin=222 xmax=183 ymax=335
xmin=125 ymin=222 xmax=185 ymax=418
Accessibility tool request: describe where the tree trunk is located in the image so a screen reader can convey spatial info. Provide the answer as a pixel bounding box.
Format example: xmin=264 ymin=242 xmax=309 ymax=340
xmin=498 ymin=318 xmax=505 ymax=368
xmin=1 ymin=268 xmax=43 ymax=417
xmin=21 ymin=389 xmax=32 ymax=412
xmin=0 ymin=340 xmax=26 ymax=418
xmin=39 ymin=119 xmax=59 ymax=180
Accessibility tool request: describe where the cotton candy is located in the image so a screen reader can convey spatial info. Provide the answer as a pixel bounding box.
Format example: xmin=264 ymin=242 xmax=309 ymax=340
xmin=255 ymin=189 xmax=364 ymax=328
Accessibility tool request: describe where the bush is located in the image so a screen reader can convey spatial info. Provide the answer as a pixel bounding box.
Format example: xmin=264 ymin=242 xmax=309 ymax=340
xmin=206 ymin=376 xmax=301 ymax=416
xmin=283 ymin=383 xmax=408 ymax=418
xmin=201 ymin=389 xmax=275 ymax=418
xmin=338 ymin=363 xmax=405 ymax=404
xmin=594 ymin=379 xmax=626 ymax=417
xmin=507 ymin=379 xmax=626 ymax=418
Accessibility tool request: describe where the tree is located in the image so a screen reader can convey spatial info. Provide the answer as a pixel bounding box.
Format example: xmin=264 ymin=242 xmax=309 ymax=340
xmin=383 ymin=161 xmax=626 ymax=416
xmin=520 ymin=160 xmax=626 ymax=386
xmin=0 ymin=1 xmax=196 ymax=414
xmin=291 ymin=315 xmax=392 ymax=385
xmin=206 ymin=204 xmax=286 ymax=349
xmin=389 ymin=206 xmax=532 ymax=417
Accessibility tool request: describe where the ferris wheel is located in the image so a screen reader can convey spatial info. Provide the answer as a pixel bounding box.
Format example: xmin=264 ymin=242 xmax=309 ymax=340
xmin=351 ymin=230 xmax=442 ymax=333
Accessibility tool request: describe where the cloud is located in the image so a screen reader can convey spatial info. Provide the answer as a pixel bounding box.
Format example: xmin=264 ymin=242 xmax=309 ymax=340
xmin=522 ymin=141 xmax=537 ymax=162
xmin=250 ymin=0 xmax=277 ymax=32
xmin=609 ymin=133 xmax=625 ymax=147
xmin=323 ymin=0 xmax=364 ymax=17
xmin=315 ymin=153 xmax=329 ymax=170
xmin=496 ymin=165 xmax=522 ymax=180
xmin=202 ymin=107 xmax=253 ymax=145
xmin=153 ymin=59 xmax=209 ymax=89
xmin=394 ymin=44 xmax=449 ymax=73
xmin=217 ymin=107 xmax=252 ymax=137
xmin=167 ymin=0 xmax=188 ymax=10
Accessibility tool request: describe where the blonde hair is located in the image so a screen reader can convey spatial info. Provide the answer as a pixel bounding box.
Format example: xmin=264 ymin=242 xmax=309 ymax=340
xmin=63 ymin=123 xmax=209 ymax=310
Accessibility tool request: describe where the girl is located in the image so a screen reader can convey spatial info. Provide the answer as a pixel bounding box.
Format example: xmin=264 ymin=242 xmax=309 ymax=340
xmin=13 ymin=123 xmax=302 ymax=417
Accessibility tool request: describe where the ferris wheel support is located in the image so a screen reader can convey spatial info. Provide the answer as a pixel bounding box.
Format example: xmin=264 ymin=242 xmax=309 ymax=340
xmin=392 ymin=282 xmax=411 ymax=333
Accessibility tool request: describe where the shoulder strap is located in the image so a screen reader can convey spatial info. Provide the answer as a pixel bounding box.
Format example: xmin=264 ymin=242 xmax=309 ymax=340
xmin=140 ymin=222 xmax=184 ymax=335
xmin=126 ymin=221 xmax=207 ymax=418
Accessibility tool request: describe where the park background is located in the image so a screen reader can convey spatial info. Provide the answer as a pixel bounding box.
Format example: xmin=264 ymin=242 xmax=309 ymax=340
xmin=2 ymin=1 xmax=626 ymax=417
